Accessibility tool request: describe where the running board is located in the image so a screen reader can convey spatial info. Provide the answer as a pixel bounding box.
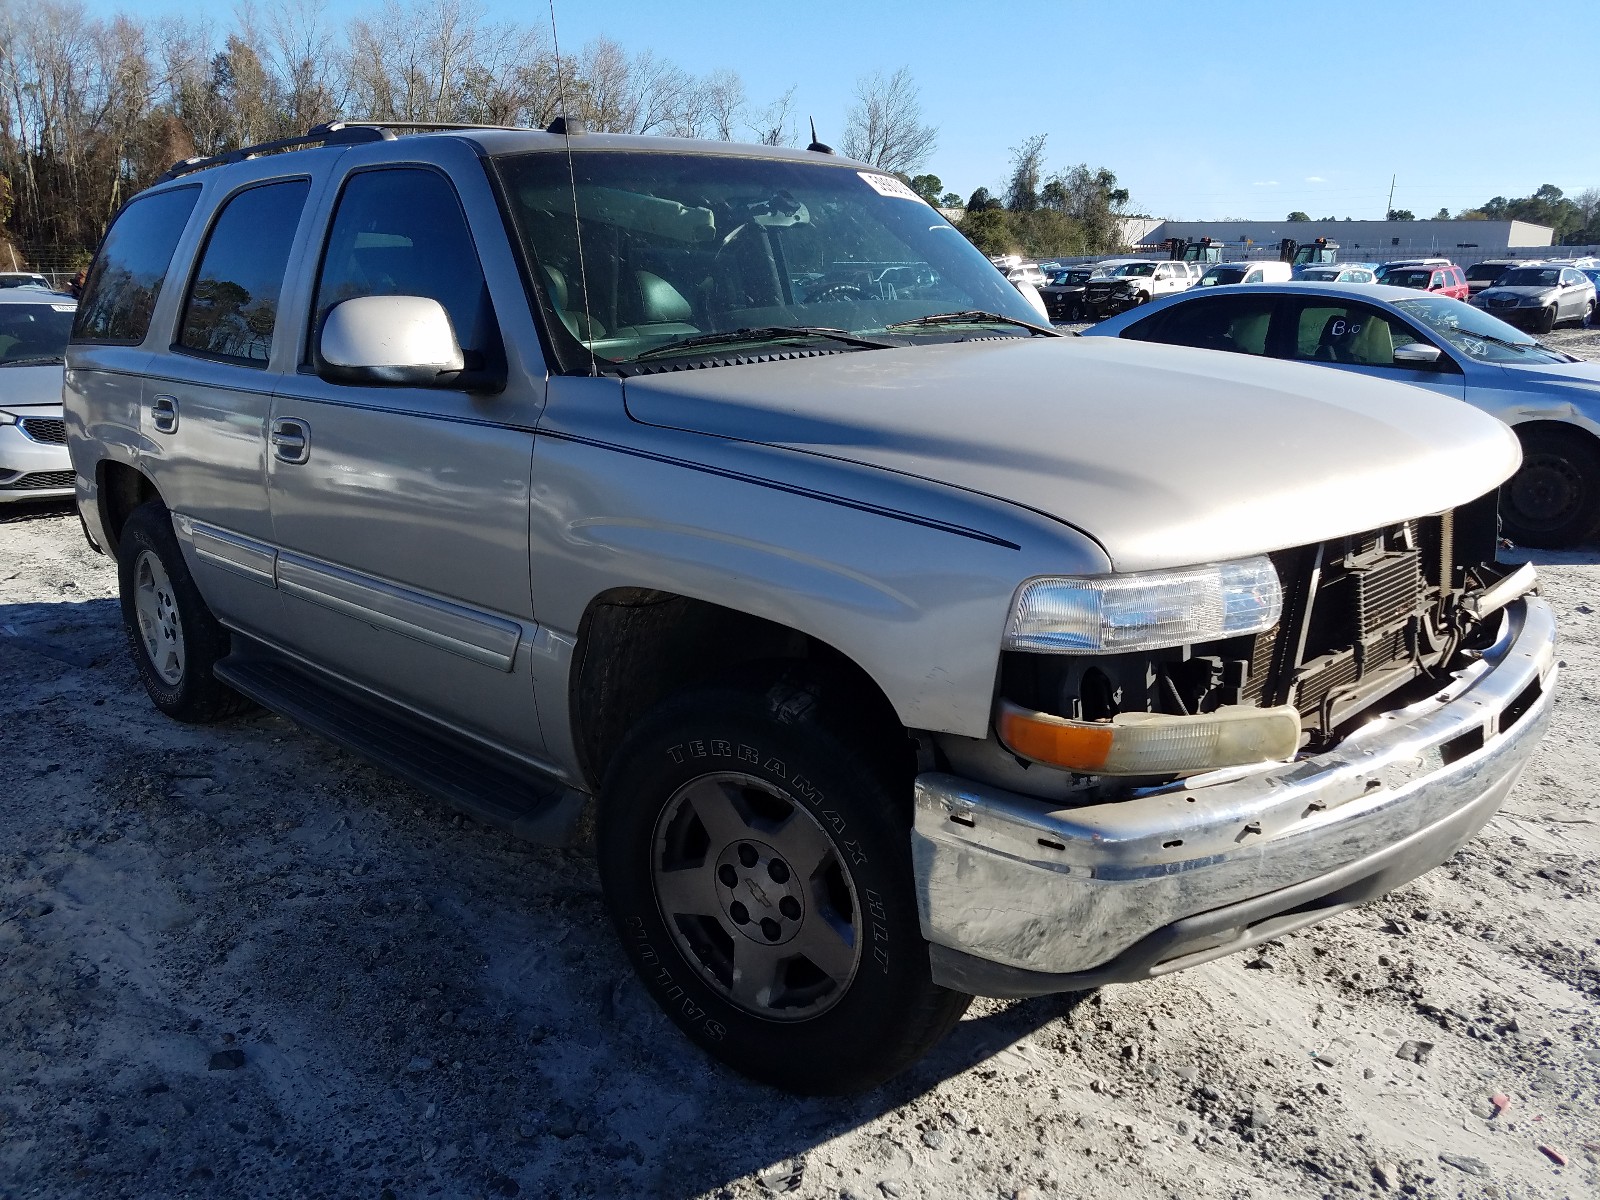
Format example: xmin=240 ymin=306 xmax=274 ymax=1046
xmin=214 ymin=653 xmax=586 ymax=846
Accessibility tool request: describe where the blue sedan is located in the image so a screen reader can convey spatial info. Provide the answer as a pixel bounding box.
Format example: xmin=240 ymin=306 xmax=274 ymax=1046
xmin=1085 ymin=282 xmax=1600 ymax=547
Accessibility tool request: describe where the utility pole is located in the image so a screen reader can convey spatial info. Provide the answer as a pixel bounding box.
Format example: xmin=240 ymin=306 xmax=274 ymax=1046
xmin=1386 ymin=174 xmax=1396 ymax=219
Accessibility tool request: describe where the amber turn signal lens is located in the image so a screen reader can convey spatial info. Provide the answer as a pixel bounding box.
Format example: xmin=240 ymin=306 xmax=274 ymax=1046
xmin=996 ymin=700 xmax=1301 ymax=776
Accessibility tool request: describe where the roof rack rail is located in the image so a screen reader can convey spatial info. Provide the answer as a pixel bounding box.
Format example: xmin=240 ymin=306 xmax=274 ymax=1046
xmin=152 ymin=119 xmax=534 ymax=185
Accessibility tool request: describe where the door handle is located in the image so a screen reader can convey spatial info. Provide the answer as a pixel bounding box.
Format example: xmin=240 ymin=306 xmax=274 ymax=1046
xmin=270 ymin=417 xmax=310 ymax=464
xmin=151 ymin=394 xmax=179 ymax=434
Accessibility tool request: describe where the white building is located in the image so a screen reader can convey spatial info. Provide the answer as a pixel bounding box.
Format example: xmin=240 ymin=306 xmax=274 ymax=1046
xmin=1133 ymin=219 xmax=1554 ymax=262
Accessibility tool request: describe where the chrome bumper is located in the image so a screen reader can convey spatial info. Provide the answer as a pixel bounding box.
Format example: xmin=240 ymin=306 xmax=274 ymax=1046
xmin=912 ymin=596 xmax=1557 ymax=997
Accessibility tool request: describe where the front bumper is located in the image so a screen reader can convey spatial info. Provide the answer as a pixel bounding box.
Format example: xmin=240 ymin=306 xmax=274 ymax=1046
xmin=0 ymin=420 xmax=74 ymax=502
xmin=912 ymin=596 xmax=1556 ymax=997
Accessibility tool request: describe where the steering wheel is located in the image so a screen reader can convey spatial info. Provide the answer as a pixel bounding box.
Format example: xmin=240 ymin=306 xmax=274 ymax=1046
xmin=808 ymin=283 xmax=866 ymax=303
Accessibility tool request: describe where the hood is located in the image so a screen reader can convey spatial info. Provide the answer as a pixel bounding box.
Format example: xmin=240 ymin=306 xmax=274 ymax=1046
xmin=1479 ymin=285 xmax=1556 ymax=300
xmin=621 ymin=337 xmax=1520 ymax=572
xmin=0 ymin=361 xmax=67 ymax=409
xmin=1500 ymin=357 xmax=1600 ymax=397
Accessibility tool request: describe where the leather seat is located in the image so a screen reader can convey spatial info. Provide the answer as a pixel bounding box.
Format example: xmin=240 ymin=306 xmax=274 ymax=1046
xmin=610 ymin=270 xmax=698 ymax=340
xmin=542 ymin=265 xmax=606 ymax=340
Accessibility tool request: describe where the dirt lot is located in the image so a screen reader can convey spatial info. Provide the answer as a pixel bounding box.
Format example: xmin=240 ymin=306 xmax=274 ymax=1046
xmin=3 ymin=328 xmax=1599 ymax=1200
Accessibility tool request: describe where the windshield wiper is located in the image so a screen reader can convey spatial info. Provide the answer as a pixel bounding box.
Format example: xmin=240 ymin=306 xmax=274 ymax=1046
xmin=882 ymin=310 xmax=1064 ymax=337
xmin=630 ymin=326 xmax=894 ymax=362
xmin=0 ymin=355 xmax=65 ymax=367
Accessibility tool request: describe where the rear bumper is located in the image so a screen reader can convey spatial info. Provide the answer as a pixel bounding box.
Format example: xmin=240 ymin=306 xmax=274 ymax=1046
xmin=912 ymin=596 xmax=1556 ymax=997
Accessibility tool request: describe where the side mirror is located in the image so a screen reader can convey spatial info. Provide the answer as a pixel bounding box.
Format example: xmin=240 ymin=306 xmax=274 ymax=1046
xmin=1393 ymin=342 xmax=1443 ymax=365
xmin=316 ymin=295 xmax=466 ymax=387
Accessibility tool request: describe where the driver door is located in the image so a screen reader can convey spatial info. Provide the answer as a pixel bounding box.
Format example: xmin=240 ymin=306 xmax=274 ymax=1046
xmin=1277 ymin=298 xmax=1466 ymax=402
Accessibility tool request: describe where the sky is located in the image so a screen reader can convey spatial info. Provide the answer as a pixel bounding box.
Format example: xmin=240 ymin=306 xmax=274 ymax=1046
xmin=88 ymin=0 xmax=1600 ymax=220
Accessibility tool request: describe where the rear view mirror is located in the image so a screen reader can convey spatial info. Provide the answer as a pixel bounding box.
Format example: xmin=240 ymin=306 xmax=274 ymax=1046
xmin=316 ymin=295 xmax=466 ymax=386
xmin=1393 ymin=342 xmax=1443 ymax=365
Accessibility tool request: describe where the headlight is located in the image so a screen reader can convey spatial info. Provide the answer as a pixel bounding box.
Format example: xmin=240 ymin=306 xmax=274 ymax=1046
xmin=1005 ymin=556 xmax=1283 ymax=654
xmin=0 ymin=410 xmax=15 ymax=426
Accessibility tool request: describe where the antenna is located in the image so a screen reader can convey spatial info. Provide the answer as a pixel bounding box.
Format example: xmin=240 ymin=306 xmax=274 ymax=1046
xmin=546 ymin=0 xmax=598 ymax=376
xmin=806 ymin=117 xmax=834 ymax=155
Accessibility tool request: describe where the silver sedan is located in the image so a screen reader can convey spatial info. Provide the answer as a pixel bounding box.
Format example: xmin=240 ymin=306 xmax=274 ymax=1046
xmin=1471 ymin=264 xmax=1596 ymax=332
xmin=1085 ymin=282 xmax=1600 ymax=547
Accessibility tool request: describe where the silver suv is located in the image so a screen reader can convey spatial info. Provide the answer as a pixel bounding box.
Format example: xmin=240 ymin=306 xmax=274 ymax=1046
xmin=66 ymin=122 xmax=1556 ymax=1093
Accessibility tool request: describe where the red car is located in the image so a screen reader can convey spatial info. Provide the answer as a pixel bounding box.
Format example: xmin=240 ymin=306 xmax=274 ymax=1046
xmin=1380 ymin=263 xmax=1469 ymax=300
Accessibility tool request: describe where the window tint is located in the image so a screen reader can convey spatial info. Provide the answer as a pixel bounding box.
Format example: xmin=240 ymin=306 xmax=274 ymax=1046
xmin=1122 ymin=295 xmax=1277 ymax=355
xmin=177 ymin=180 xmax=310 ymax=365
xmin=73 ymin=187 xmax=200 ymax=344
xmin=1289 ymin=301 xmax=1427 ymax=367
xmin=312 ymin=168 xmax=500 ymax=365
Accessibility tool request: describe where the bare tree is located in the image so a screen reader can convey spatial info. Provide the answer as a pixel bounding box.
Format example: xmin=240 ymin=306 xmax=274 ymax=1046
xmin=749 ymin=84 xmax=795 ymax=147
xmin=839 ymin=66 xmax=935 ymax=174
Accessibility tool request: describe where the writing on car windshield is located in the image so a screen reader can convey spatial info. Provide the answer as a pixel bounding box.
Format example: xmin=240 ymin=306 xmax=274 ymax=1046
xmin=495 ymin=152 xmax=1040 ymax=368
xmin=1392 ymin=296 xmax=1570 ymax=364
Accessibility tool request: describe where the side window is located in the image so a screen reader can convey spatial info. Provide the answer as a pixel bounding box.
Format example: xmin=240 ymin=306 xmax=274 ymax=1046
xmin=1121 ymin=295 xmax=1277 ymax=356
xmin=1244 ymin=269 xmax=1264 ymax=284
xmin=176 ymin=179 xmax=310 ymax=365
xmin=1289 ymin=302 xmax=1425 ymax=367
xmin=73 ymin=186 xmax=201 ymax=344
xmin=311 ymin=168 xmax=500 ymax=367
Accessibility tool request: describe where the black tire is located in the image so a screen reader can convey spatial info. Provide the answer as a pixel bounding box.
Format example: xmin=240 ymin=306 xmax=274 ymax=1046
xmin=1535 ymin=305 xmax=1557 ymax=333
xmin=117 ymin=500 xmax=250 ymax=722
xmin=1501 ymin=427 xmax=1600 ymax=549
xmin=596 ymin=674 xmax=971 ymax=1093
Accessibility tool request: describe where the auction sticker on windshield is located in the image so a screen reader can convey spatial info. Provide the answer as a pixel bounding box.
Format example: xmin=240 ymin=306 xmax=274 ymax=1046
xmin=859 ymin=172 xmax=925 ymax=202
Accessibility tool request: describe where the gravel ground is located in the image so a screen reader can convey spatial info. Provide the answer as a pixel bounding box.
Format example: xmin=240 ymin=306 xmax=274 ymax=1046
xmin=3 ymin=327 xmax=1599 ymax=1200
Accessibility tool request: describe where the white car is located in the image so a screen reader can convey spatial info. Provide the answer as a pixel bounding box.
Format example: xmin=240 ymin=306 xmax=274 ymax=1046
xmin=1080 ymin=259 xmax=1192 ymax=315
xmin=0 ymin=289 xmax=76 ymax=502
xmin=1002 ymin=263 xmax=1048 ymax=288
xmin=1198 ymin=260 xmax=1294 ymax=287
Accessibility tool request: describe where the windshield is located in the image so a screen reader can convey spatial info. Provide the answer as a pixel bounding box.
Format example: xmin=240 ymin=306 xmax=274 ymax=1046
xmin=1111 ymin=263 xmax=1157 ymax=277
xmin=494 ymin=151 xmax=1040 ymax=369
xmin=0 ymin=300 xmax=75 ymax=364
xmin=1049 ymin=270 xmax=1091 ymax=285
xmin=1466 ymin=263 xmax=1510 ymax=282
xmin=1199 ymin=266 xmax=1247 ymax=286
xmin=1384 ymin=269 xmax=1433 ymax=288
xmin=1393 ymin=295 xmax=1572 ymax=364
xmin=1497 ymin=268 xmax=1559 ymax=288
xmin=1300 ymin=269 xmax=1339 ymax=281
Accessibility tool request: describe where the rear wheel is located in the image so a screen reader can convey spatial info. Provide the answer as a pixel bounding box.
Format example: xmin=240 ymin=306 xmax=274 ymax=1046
xmin=596 ymin=675 xmax=971 ymax=1093
xmin=1501 ymin=427 xmax=1600 ymax=548
xmin=117 ymin=501 xmax=250 ymax=722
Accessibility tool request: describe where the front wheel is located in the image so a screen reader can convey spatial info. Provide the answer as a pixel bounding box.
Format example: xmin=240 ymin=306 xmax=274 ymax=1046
xmin=1535 ymin=305 xmax=1557 ymax=333
xmin=117 ymin=501 xmax=250 ymax=722
xmin=596 ymin=677 xmax=971 ymax=1093
xmin=1501 ymin=427 xmax=1600 ymax=548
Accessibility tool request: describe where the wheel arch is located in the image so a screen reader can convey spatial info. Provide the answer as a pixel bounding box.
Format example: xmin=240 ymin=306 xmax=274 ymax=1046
xmin=95 ymin=459 xmax=162 ymax=561
xmin=568 ymin=587 xmax=911 ymax=794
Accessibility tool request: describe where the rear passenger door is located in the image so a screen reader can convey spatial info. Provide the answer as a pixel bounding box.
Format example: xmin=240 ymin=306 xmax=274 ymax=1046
xmin=266 ymin=155 xmax=553 ymax=764
xmin=148 ymin=174 xmax=313 ymax=639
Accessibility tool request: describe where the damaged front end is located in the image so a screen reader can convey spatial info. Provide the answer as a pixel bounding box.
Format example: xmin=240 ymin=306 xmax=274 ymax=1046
xmin=914 ymin=490 xmax=1556 ymax=995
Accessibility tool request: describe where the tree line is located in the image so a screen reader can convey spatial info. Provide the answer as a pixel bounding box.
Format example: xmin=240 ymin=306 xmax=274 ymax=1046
xmin=954 ymin=134 xmax=1135 ymax=258
xmin=0 ymin=0 xmax=949 ymax=270
xmin=1285 ymin=184 xmax=1600 ymax=243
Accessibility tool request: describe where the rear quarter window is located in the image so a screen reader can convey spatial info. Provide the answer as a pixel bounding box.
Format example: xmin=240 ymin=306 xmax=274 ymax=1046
xmin=73 ymin=186 xmax=201 ymax=344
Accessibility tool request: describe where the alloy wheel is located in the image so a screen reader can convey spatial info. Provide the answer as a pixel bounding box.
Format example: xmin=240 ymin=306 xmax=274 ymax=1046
xmin=650 ymin=772 xmax=862 ymax=1021
xmin=133 ymin=549 xmax=185 ymax=685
